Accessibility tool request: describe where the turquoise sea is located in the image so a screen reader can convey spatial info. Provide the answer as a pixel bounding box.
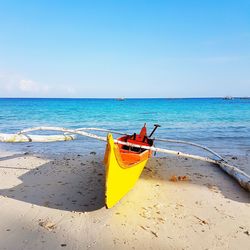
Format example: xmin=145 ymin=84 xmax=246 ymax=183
xmin=0 ymin=98 xmax=250 ymax=157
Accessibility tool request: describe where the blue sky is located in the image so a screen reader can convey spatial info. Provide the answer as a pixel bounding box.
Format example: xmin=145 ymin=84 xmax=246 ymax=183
xmin=0 ymin=0 xmax=249 ymax=97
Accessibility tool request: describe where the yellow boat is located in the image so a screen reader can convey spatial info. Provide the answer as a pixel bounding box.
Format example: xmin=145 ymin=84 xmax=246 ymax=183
xmin=103 ymin=125 xmax=154 ymax=208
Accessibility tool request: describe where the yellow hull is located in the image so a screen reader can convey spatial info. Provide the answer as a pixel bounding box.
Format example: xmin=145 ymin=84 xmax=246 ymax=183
xmin=103 ymin=133 xmax=149 ymax=208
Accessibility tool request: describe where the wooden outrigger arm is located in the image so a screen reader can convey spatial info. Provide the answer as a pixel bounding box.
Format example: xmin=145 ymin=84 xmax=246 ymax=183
xmin=0 ymin=126 xmax=249 ymax=192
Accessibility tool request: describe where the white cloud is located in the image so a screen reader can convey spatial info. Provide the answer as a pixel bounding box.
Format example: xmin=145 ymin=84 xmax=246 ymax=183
xmin=19 ymin=79 xmax=39 ymax=92
xmin=19 ymin=79 xmax=50 ymax=93
xmin=0 ymin=71 xmax=78 ymax=97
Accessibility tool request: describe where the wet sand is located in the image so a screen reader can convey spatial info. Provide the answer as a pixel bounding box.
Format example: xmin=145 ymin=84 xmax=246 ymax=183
xmin=0 ymin=150 xmax=249 ymax=249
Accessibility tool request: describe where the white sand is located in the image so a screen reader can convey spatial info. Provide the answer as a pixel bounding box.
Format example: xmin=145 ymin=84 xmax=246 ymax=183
xmin=0 ymin=150 xmax=249 ymax=249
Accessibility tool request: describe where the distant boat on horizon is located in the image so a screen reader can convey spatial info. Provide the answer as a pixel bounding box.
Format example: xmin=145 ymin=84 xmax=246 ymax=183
xmin=223 ymin=96 xmax=234 ymax=100
xmin=115 ymin=98 xmax=126 ymax=101
xmin=239 ymin=97 xmax=250 ymax=99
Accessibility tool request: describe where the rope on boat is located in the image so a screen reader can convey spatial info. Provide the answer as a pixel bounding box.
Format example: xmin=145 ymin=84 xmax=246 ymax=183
xmin=0 ymin=126 xmax=249 ymax=192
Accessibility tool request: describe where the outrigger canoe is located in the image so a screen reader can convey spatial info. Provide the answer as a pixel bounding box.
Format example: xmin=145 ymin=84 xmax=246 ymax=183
xmin=104 ymin=124 xmax=155 ymax=208
xmin=1 ymin=125 xmax=249 ymax=207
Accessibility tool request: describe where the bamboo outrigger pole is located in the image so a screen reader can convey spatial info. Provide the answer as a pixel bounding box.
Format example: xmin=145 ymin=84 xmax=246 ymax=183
xmin=0 ymin=126 xmax=249 ymax=192
xmin=0 ymin=133 xmax=76 ymax=142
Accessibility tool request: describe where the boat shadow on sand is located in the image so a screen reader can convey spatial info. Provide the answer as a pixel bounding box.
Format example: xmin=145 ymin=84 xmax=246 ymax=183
xmin=0 ymin=153 xmax=105 ymax=212
xmin=0 ymin=153 xmax=249 ymax=213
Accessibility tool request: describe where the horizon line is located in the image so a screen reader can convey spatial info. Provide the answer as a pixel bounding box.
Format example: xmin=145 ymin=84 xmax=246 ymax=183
xmin=0 ymin=96 xmax=248 ymax=99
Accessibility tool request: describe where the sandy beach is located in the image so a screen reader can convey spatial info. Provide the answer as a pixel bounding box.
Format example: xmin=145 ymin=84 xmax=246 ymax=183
xmin=1 ymin=0 xmax=249 ymax=248
xmin=0 ymin=149 xmax=249 ymax=250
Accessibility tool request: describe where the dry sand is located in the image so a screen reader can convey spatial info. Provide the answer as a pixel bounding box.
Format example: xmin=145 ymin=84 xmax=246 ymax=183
xmin=0 ymin=149 xmax=249 ymax=250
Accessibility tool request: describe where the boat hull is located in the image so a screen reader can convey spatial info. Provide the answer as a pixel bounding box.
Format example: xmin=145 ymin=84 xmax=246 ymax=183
xmin=104 ymin=133 xmax=150 ymax=208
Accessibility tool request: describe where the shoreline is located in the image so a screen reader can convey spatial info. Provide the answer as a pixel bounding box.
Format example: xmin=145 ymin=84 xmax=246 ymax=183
xmin=0 ymin=149 xmax=249 ymax=249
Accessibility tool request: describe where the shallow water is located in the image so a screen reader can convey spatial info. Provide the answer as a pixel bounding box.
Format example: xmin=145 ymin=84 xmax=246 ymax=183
xmin=0 ymin=98 xmax=250 ymax=156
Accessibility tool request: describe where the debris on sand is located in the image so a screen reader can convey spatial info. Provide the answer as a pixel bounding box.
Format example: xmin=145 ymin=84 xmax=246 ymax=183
xmin=39 ymin=219 xmax=56 ymax=231
xmin=150 ymin=231 xmax=158 ymax=237
xmin=178 ymin=175 xmax=189 ymax=181
xmin=170 ymin=175 xmax=189 ymax=182
xmin=140 ymin=225 xmax=147 ymax=231
xmin=170 ymin=175 xmax=178 ymax=182
xmin=194 ymin=215 xmax=208 ymax=225
xmin=140 ymin=225 xmax=158 ymax=238
xmin=244 ymin=230 xmax=250 ymax=236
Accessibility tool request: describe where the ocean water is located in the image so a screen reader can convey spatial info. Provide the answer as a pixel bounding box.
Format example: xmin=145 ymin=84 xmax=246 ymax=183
xmin=0 ymin=98 xmax=250 ymax=157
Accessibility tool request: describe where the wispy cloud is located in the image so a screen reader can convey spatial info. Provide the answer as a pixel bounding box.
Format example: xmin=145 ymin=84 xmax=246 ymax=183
xmin=0 ymin=71 xmax=78 ymax=97
xmin=18 ymin=79 xmax=50 ymax=93
xmin=19 ymin=79 xmax=39 ymax=92
xmin=0 ymin=72 xmax=50 ymax=96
